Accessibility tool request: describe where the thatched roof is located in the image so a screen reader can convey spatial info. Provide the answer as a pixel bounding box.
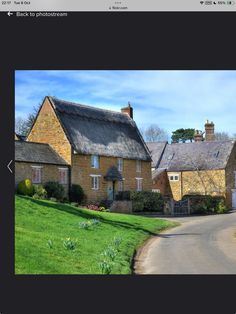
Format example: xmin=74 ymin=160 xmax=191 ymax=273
xmin=104 ymin=166 xmax=123 ymax=181
xmin=149 ymin=140 xmax=235 ymax=173
xmin=15 ymin=141 xmax=68 ymax=166
xmin=48 ymin=97 xmax=151 ymax=161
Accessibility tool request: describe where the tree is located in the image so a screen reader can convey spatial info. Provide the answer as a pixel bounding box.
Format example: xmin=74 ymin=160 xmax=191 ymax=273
xmin=171 ymin=128 xmax=195 ymax=143
xmin=15 ymin=103 xmax=41 ymax=136
xmin=214 ymin=132 xmax=230 ymax=141
xmin=141 ymin=124 xmax=168 ymax=142
xmin=15 ymin=117 xmax=29 ymax=136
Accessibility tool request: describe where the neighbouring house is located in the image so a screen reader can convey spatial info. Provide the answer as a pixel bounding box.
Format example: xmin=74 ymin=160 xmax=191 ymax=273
xmin=15 ymin=140 xmax=69 ymax=194
xmin=25 ymin=96 xmax=152 ymax=203
xmin=147 ymin=121 xmax=236 ymax=209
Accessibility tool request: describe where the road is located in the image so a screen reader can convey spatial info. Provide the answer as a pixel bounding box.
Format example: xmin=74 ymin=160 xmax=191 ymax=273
xmin=134 ymin=212 xmax=236 ymax=274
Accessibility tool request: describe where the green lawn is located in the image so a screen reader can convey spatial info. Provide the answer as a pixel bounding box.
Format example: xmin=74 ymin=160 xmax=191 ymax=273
xmin=15 ymin=195 xmax=177 ymax=274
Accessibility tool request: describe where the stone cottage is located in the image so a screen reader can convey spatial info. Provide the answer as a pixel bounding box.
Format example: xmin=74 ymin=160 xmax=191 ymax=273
xmin=15 ymin=141 xmax=69 ymax=193
xmin=25 ymin=96 xmax=152 ymax=203
xmin=147 ymin=122 xmax=236 ymax=209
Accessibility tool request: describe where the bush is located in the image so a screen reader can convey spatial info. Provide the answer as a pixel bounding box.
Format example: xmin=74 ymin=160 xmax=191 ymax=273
xmin=33 ymin=184 xmax=47 ymax=199
xmin=17 ymin=179 xmax=34 ymax=196
xmin=70 ymin=184 xmax=85 ymax=204
xmin=182 ymin=194 xmax=226 ymax=214
xmin=132 ymin=201 xmax=144 ymax=212
xmin=44 ymin=181 xmax=65 ymax=201
xmin=131 ymin=191 xmax=164 ymax=212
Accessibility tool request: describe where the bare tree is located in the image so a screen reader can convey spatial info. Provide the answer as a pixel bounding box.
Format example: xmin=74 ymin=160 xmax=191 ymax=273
xmin=15 ymin=117 xmax=28 ymax=136
xmin=214 ymin=131 xmax=231 ymax=141
xmin=142 ymin=124 xmax=168 ymax=142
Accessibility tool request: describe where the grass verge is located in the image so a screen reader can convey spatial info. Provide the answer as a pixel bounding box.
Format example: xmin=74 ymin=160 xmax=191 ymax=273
xmin=15 ymin=195 xmax=177 ymax=274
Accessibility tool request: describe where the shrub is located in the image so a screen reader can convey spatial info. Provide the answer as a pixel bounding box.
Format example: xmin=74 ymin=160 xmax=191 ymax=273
xmin=17 ymin=179 xmax=34 ymax=196
xmin=33 ymin=184 xmax=47 ymax=199
xmin=131 ymin=191 xmax=164 ymax=212
xmin=87 ymin=204 xmax=99 ymax=211
xmin=132 ymin=201 xmax=144 ymax=212
xmin=182 ymin=194 xmax=226 ymax=214
xmin=70 ymin=184 xmax=85 ymax=204
xmin=44 ymin=181 xmax=65 ymax=201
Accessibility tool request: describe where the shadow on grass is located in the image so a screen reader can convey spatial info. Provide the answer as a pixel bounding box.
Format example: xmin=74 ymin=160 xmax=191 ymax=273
xmin=18 ymin=196 xmax=165 ymax=236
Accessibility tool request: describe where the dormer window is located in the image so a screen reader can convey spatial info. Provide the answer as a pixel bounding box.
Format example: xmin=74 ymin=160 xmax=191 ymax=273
xmin=91 ymin=155 xmax=99 ymax=169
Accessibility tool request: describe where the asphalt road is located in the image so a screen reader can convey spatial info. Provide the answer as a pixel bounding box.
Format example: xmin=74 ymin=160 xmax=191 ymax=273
xmin=134 ymin=212 xmax=236 ymax=274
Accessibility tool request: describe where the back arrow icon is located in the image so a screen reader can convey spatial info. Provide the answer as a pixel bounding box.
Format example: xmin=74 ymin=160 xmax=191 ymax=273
xmin=7 ymin=11 xmax=13 ymax=16
xmin=7 ymin=160 xmax=13 ymax=173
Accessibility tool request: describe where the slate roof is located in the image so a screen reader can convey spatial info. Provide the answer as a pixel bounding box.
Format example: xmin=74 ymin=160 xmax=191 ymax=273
xmin=149 ymin=140 xmax=235 ymax=173
xmin=146 ymin=142 xmax=168 ymax=168
xmin=15 ymin=141 xmax=68 ymax=165
xmin=48 ymin=97 xmax=151 ymax=161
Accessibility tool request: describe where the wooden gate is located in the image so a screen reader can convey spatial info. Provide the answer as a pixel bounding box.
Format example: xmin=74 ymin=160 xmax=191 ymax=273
xmin=173 ymin=199 xmax=190 ymax=216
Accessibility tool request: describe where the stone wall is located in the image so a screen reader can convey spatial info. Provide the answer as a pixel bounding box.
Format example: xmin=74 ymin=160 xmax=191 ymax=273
xmin=152 ymin=170 xmax=172 ymax=197
xmin=15 ymin=162 xmax=69 ymax=195
xmin=71 ymin=153 xmax=152 ymax=203
xmin=27 ymin=97 xmax=72 ymax=164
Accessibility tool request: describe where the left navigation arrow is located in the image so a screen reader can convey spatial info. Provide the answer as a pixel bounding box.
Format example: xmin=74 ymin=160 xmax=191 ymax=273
xmin=7 ymin=160 xmax=13 ymax=173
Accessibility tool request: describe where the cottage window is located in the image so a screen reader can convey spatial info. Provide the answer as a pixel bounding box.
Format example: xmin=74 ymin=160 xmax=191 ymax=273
xmin=59 ymin=168 xmax=68 ymax=185
xmin=169 ymin=174 xmax=179 ymax=181
xmin=91 ymin=155 xmax=99 ymax=169
xmin=136 ymin=178 xmax=143 ymax=191
xmin=31 ymin=166 xmax=42 ymax=184
xmin=117 ymin=158 xmax=123 ymax=172
xmin=118 ymin=180 xmax=124 ymax=192
xmin=90 ymin=175 xmax=100 ymax=190
xmin=136 ymin=160 xmax=141 ymax=172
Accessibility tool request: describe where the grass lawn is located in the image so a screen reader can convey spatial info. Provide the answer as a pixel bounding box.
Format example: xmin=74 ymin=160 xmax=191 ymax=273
xmin=15 ymin=195 xmax=177 ymax=274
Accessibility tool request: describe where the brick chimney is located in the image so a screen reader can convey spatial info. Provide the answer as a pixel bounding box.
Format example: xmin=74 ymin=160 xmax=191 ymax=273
xmin=194 ymin=130 xmax=204 ymax=142
xmin=121 ymin=102 xmax=133 ymax=119
xmin=205 ymin=120 xmax=215 ymax=141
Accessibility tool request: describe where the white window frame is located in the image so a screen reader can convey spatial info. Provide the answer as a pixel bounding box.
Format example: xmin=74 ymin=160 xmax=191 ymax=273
xmin=168 ymin=174 xmax=179 ymax=181
xmin=90 ymin=174 xmax=101 ymax=190
xmin=31 ymin=165 xmax=43 ymax=184
xmin=136 ymin=177 xmax=143 ymax=191
xmin=91 ymin=155 xmax=99 ymax=169
xmin=117 ymin=158 xmax=123 ymax=172
xmin=136 ymin=160 xmax=142 ymax=173
xmin=152 ymin=189 xmax=160 ymax=193
xmin=58 ymin=167 xmax=68 ymax=185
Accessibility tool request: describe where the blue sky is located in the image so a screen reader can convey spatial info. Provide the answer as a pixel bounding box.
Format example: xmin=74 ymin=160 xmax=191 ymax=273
xmin=15 ymin=70 xmax=236 ymax=137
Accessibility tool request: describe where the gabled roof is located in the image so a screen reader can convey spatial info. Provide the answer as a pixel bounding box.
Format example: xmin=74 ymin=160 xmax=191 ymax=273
xmin=15 ymin=141 xmax=68 ymax=166
xmin=146 ymin=142 xmax=168 ymax=168
xmin=149 ymin=140 xmax=235 ymax=172
xmin=48 ymin=97 xmax=151 ymax=161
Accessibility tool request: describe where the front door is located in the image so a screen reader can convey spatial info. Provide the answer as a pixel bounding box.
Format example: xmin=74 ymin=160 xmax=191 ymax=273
xmin=107 ymin=182 xmax=113 ymax=201
xmin=232 ymin=190 xmax=236 ymax=209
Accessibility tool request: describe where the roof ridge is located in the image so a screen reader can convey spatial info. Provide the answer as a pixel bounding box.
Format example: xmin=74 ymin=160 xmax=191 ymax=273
xmin=49 ymin=96 xmax=133 ymax=119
